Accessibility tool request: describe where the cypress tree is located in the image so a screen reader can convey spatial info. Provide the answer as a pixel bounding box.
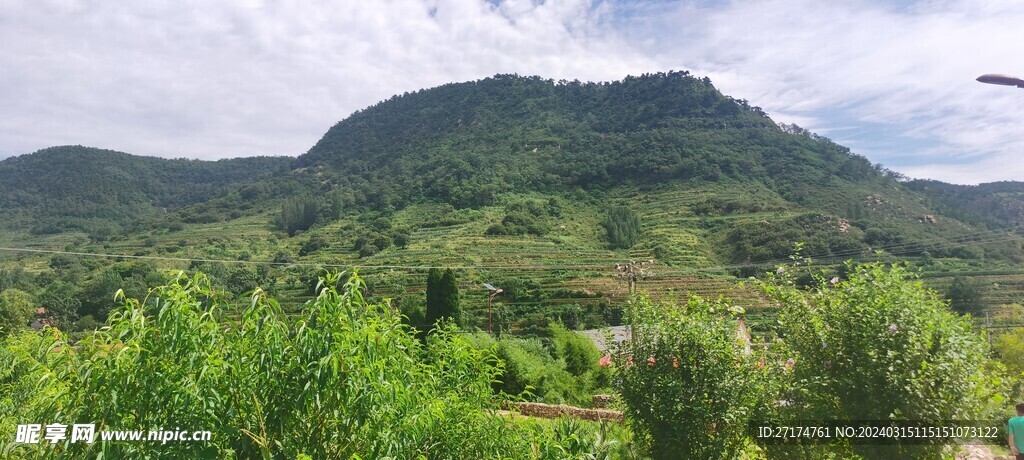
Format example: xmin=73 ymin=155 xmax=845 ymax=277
xmin=440 ymin=269 xmax=462 ymax=327
xmin=425 ymin=268 xmax=443 ymax=330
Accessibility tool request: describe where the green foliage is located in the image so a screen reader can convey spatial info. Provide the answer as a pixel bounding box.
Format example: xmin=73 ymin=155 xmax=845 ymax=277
xmin=0 ymin=267 xmax=34 ymax=294
xmin=946 ymin=276 xmax=983 ymax=315
xmin=486 ymin=201 xmax=551 ymax=236
xmin=761 ymin=262 xmax=1003 ymax=459
xmin=993 ymin=330 xmax=1024 ymax=402
xmin=616 ymin=295 xmax=778 ymax=459
xmin=0 ymin=289 xmax=35 ymax=337
xmin=0 ymin=146 xmax=289 ymax=233
xmin=0 ymin=272 xmax=618 ymax=458
xmin=726 ymin=212 xmax=865 ymax=263
xmin=278 ymin=195 xmax=320 ymax=236
xmin=297 ymin=233 xmax=329 ymax=256
xmin=426 ymin=268 xmax=462 ymax=330
xmin=37 ymin=283 xmax=80 ymax=329
xmin=550 ymin=323 xmax=601 ymax=377
xmin=604 ymin=206 xmax=641 ymax=249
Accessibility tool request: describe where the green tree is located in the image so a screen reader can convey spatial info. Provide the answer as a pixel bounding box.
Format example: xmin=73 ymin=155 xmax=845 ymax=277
xmin=440 ymin=269 xmax=462 ymax=327
xmin=762 ymin=262 xmax=1002 ymax=459
xmin=550 ymin=322 xmax=600 ymax=377
xmin=946 ymin=276 xmax=983 ymax=315
xmin=425 ymin=268 xmax=462 ymax=330
xmin=425 ymin=268 xmax=443 ymax=331
xmin=38 ymin=283 xmax=81 ymax=329
xmin=604 ymin=206 xmax=641 ymax=249
xmin=0 ymin=289 xmax=35 ymax=336
xmin=616 ymin=295 xmax=777 ymax=459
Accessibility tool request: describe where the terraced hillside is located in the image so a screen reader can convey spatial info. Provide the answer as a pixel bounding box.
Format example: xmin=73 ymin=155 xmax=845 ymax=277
xmin=3 ymin=72 xmax=1024 ymax=334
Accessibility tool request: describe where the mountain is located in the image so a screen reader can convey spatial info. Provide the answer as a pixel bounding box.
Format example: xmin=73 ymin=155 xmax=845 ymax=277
xmin=3 ymin=72 xmax=1024 ymax=327
xmin=0 ymin=145 xmax=290 ymax=237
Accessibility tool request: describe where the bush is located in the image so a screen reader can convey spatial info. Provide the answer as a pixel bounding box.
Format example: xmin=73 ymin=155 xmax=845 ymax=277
xmin=761 ymin=262 xmax=1003 ymax=459
xmin=946 ymin=276 xmax=983 ymax=315
xmin=298 ymin=234 xmax=329 ymax=256
xmin=0 ymin=289 xmax=35 ymax=337
xmin=550 ymin=323 xmax=600 ymax=377
xmin=0 ymin=272 xmax=614 ymax=458
xmin=615 ymin=296 xmax=778 ymax=459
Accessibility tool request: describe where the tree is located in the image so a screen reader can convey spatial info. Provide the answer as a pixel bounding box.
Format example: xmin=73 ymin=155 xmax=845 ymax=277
xmin=440 ymin=269 xmax=462 ymax=327
xmin=39 ymin=283 xmax=81 ymax=329
xmin=0 ymin=289 xmax=35 ymax=336
xmin=604 ymin=206 xmax=641 ymax=249
xmin=425 ymin=268 xmax=462 ymax=330
xmin=946 ymin=276 xmax=983 ymax=315
xmin=278 ymin=195 xmax=320 ymax=236
xmin=425 ymin=268 xmax=443 ymax=331
xmin=616 ymin=295 xmax=776 ymax=459
xmin=763 ymin=262 xmax=1000 ymax=459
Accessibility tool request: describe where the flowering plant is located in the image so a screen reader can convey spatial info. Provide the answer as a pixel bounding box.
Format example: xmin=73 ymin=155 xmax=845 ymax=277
xmin=615 ymin=295 xmax=783 ymax=459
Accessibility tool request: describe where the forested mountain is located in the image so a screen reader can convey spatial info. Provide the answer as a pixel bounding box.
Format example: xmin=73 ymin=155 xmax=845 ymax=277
xmin=294 ymin=72 xmax=882 ymax=210
xmin=906 ymin=180 xmax=1024 ymax=229
xmin=3 ymin=72 xmax=1024 ymax=322
xmin=0 ymin=146 xmax=290 ymax=236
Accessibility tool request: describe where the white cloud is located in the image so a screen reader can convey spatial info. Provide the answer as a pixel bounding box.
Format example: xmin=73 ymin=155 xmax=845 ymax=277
xmin=0 ymin=0 xmax=655 ymax=159
xmin=621 ymin=0 xmax=1024 ymax=183
xmin=2 ymin=0 xmax=1022 ymax=184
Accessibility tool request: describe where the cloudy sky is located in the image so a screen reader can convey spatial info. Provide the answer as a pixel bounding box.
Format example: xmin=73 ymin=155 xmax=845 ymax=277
xmin=2 ymin=0 xmax=1022 ymax=184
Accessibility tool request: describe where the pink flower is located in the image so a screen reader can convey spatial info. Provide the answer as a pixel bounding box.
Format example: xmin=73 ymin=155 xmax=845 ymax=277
xmin=889 ymin=324 xmax=899 ymax=334
xmin=755 ymin=357 xmax=765 ymax=369
xmin=647 ymin=356 xmax=656 ymax=367
xmin=785 ymin=358 xmax=796 ymax=370
xmin=599 ymin=354 xmax=612 ymax=367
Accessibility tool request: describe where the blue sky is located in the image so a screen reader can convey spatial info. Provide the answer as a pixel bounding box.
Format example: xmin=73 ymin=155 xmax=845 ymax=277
xmin=1 ymin=0 xmax=1022 ymax=184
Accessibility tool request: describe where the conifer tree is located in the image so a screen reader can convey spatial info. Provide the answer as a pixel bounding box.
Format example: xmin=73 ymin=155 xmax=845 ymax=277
xmin=425 ymin=268 xmax=443 ymax=330
xmin=440 ymin=269 xmax=462 ymax=327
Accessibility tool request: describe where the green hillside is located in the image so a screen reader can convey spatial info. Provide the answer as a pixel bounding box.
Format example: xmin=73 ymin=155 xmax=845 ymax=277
xmin=2 ymin=72 xmax=1024 ymax=334
xmin=0 ymin=145 xmax=291 ymax=237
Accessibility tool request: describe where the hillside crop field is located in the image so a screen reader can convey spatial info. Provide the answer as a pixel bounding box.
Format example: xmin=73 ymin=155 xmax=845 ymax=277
xmin=2 ymin=73 xmax=1024 ymax=458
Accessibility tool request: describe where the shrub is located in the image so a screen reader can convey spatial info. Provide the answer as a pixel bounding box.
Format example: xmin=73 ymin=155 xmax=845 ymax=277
xmin=946 ymin=276 xmax=983 ymax=315
xmin=615 ymin=296 xmax=778 ymax=459
xmin=0 ymin=289 xmax=35 ymax=337
xmin=0 ymin=272 xmax=613 ymax=458
xmin=297 ymin=234 xmax=329 ymax=256
xmin=761 ymin=262 xmax=1003 ymax=459
xmin=550 ymin=323 xmax=600 ymax=377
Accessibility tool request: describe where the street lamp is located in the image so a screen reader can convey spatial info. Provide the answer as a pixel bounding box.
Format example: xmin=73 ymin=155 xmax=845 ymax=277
xmin=484 ymin=283 xmax=503 ymax=334
xmin=977 ymin=74 xmax=1024 ymax=89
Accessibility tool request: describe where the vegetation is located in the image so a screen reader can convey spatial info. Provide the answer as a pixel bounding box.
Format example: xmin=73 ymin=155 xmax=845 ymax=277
xmin=464 ymin=325 xmax=611 ymax=406
xmin=604 ymin=206 xmax=641 ymax=249
xmin=761 ymin=262 xmax=1002 ymax=459
xmin=615 ymin=295 xmax=777 ymax=459
xmin=946 ymin=275 xmax=983 ymax=315
xmin=0 ymin=289 xmax=34 ymax=337
xmin=0 ymin=272 xmax=625 ymax=458
xmin=425 ymin=268 xmax=462 ymax=330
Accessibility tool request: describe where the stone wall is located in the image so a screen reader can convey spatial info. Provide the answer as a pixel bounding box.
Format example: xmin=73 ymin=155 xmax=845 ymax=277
xmin=503 ymin=401 xmax=623 ymax=423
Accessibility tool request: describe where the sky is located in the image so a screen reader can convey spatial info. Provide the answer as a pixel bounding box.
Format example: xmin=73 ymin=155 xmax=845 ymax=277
xmin=1 ymin=0 xmax=1023 ymax=185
